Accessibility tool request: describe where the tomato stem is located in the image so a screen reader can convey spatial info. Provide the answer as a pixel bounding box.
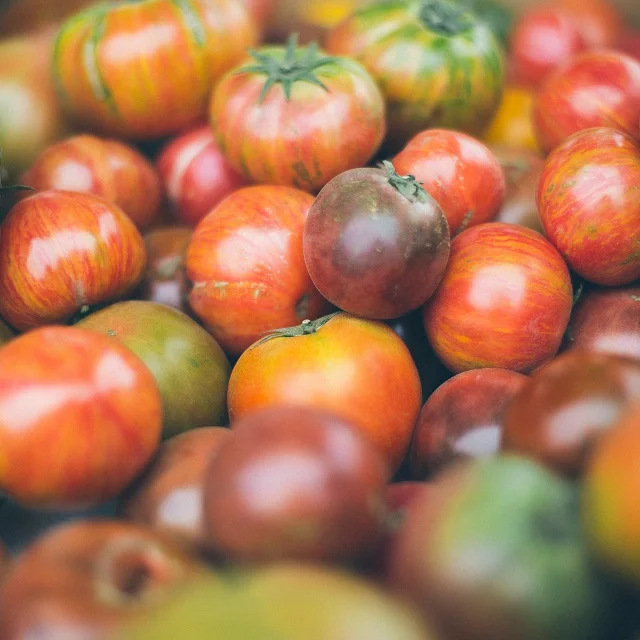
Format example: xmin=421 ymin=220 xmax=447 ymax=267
xmin=419 ymin=0 xmax=473 ymax=35
xmin=250 ymin=312 xmax=342 ymax=348
xmin=381 ymin=160 xmax=430 ymax=204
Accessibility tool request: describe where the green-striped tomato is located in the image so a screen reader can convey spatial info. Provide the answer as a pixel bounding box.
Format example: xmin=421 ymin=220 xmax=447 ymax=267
xmin=52 ymin=0 xmax=257 ymax=139
xmin=210 ymin=36 xmax=386 ymax=192
xmin=326 ymin=0 xmax=505 ymax=149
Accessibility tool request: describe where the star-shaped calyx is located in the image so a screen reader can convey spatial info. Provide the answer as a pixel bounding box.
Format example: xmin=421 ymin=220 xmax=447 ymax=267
xmin=419 ymin=0 xmax=474 ymax=35
xmin=381 ymin=160 xmax=430 ymax=204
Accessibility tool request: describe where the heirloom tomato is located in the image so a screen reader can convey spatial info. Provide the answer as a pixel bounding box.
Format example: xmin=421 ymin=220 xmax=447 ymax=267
xmin=534 ymin=50 xmax=640 ymax=153
xmin=326 ymin=0 xmax=504 ymax=149
xmin=0 ymin=190 xmax=146 ymax=331
xmin=537 ymin=128 xmax=640 ymax=286
xmin=0 ymin=326 xmax=162 ymax=509
xmin=210 ymin=36 xmax=385 ymax=192
xmin=393 ymin=129 xmax=505 ymax=235
xmin=187 ymin=185 xmax=332 ymax=356
xmin=21 ymin=134 xmax=162 ymax=230
xmin=423 ymin=223 xmax=572 ymax=374
xmin=53 ymin=0 xmax=257 ymax=139
xmin=227 ymin=313 xmax=422 ymax=474
xmin=558 ymin=0 xmax=622 ymax=48
xmin=303 ymin=162 xmax=450 ymax=319
xmin=463 ymin=0 xmax=513 ymax=47
xmin=617 ymin=29 xmax=640 ymax=60
xmin=483 ymin=86 xmax=539 ymax=152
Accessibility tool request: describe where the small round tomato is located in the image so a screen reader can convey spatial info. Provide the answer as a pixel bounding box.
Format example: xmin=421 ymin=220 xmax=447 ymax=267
xmin=303 ymin=162 xmax=450 ymax=319
xmin=210 ymin=36 xmax=385 ymax=192
xmin=21 ymin=134 xmax=163 ymax=230
xmin=0 ymin=326 xmax=162 ymax=509
xmin=558 ymin=0 xmax=622 ymax=48
xmin=393 ymin=129 xmax=505 ymax=235
xmin=423 ymin=223 xmax=573 ymax=373
xmin=0 ymin=190 xmax=146 ymax=331
xmin=326 ymin=0 xmax=504 ymax=149
xmin=537 ymin=128 xmax=640 ymax=286
xmin=509 ymin=6 xmax=586 ymax=89
xmin=483 ymin=86 xmax=539 ymax=152
xmin=187 ymin=185 xmax=332 ymax=356
xmin=156 ymin=126 xmax=248 ymax=228
xmin=227 ymin=313 xmax=422 ymax=474
xmin=534 ymin=50 xmax=640 ymax=153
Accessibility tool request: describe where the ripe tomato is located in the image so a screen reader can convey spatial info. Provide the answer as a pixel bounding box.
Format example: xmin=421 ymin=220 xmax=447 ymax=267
xmin=558 ymin=0 xmax=622 ymax=48
xmin=509 ymin=6 xmax=586 ymax=89
xmin=423 ymin=223 xmax=573 ymax=373
xmin=534 ymin=50 xmax=640 ymax=153
xmin=21 ymin=134 xmax=162 ymax=230
xmin=537 ymin=128 xmax=640 ymax=286
xmin=483 ymin=86 xmax=539 ymax=152
xmin=53 ymin=0 xmax=257 ymax=139
xmin=187 ymin=185 xmax=332 ymax=356
xmin=0 ymin=326 xmax=162 ymax=508
xmin=617 ymin=29 xmax=640 ymax=60
xmin=0 ymin=190 xmax=146 ymax=331
xmin=326 ymin=0 xmax=504 ymax=148
xmin=227 ymin=313 xmax=422 ymax=474
xmin=393 ymin=129 xmax=506 ymax=235
xmin=210 ymin=36 xmax=385 ymax=192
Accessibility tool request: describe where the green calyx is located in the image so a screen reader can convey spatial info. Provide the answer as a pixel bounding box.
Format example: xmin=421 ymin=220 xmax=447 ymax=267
xmin=419 ymin=0 xmax=474 ymax=35
xmin=237 ymin=33 xmax=340 ymax=103
xmin=381 ymin=161 xmax=429 ymax=204
xmin=250 ymin=312 xmax=341 ymax=349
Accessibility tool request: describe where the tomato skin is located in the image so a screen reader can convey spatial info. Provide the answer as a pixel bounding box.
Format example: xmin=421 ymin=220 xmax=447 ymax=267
xmin=187 ymin=186 xmax=332 ymax=356
xmin=423 ymin=223 xmax=573 ymax=374
xmin=53 ymin=0 xmax=257 ymax=139
xmin=21 ymin=134 xmax=162 ymax=230
xmin=534 ymin=50 xmax=640 ymax=153
xmin=537 ymin=128 xmax=640 ymax=286
xmin=210 ymin=47 xmax=385 ymax=192
xmin=483 ymin=86 xmax=539 ymax=152
xmin=393 ymin=129 xmax=505 ymax=235
xmin=157 ymin=126 xmax=248 ymax=228
xmin=227 ymin=313 xmax=422 ymax=474
xmin=0 ymin=326 xmax=162 ymax=509
xmin=326 ymin=0 xmax=504 ymax=148
xmin=0 ymin=190 xmax=146 ymax=331
xmin=558 ymin=0 xmax=622 ymax=48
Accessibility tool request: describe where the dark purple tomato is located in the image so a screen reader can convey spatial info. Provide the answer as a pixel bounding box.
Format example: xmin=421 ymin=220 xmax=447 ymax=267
xmin=203 ymin=405 xmax=388 ymax=565
xmin=567 ymin=285 xmax=640 ymax=361
xmin=502 ymin=351 xmax=640 ymax=476
xmin=411 ymin=368 xmax=528 ymax=480
xmin=303 ymin=162 xmax=450 ymax=320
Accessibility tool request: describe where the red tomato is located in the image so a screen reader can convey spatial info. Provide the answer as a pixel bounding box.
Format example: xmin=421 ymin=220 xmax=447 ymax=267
xmin=537 ymin=128 xmax=640 ymax=286
xmin=534 ymin=50 xmax=640 ymax=153
xmin=241 ymin=0 xmax=274 ymax=25
xmin=617 ymin=29 xmax=640 ymax=60
xmin=186 ymin=185 xmax=332 ymax=356
xmin=558 ymin=0 xmax=622 ymax=48
xmin=157 ymin=126 xmax=248 ymax=228
xmin=227 ymin=313 xmax=422 ymax=474
xmin=210 ymin=37 xmax=385 ymax=192
xmin=393 ymin=129 xmax=506 ymax=235
xmin=0 ymin=190 xmax=146 ymax=331
xmin=0 ymin=326 xmax=162 ymax=508
xmin=423 ymin=223 xmax=573 ymax=373
xmin=21 ymin=135 xmax=162 ymax=230
xmin=509 ymin=6 xmax=586 ymax=88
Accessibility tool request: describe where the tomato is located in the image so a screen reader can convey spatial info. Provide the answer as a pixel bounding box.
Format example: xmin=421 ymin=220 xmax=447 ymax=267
xmin=241 ymin=0 xmax=275 ymax=26
xmin=187 ymin=185 xmax=332 ymax=356
xmin=423 ymin=223 xmax=573 ymax=373
xmin=326 ymin=0 xmax=505 ymax=149
xmin=509 ymin=7 xmax=586 ymax=89
xmin=303 ymin=163 xmax=450 ymax=319
xmin=534 ymin=50 xmax=640 ymax=153
xmin=463 ymin=0 xmax=513 ymax=47
xmin=210 ymin=36 xmax=385 ymax=192
xmin=558 ymin=0 xmax=622 ymax=48
xmin=77 ymin=301 xmax=231 ymax=438
xmin=157 ymin=126 xmax=247 ymax=228
xmin=0 ymin=326 xmax=162 ymax=508
xmin=617 ymin=28 xmax=640 ymax=60
xmin=0 ymin=190 xmax=146 ymax=331
xmin=227 ymin=313 xmax=422 ymax=474
xmin=537 ymin=128 xmax=640 ymax=286
xmin=21 ymin=134 xmax=162 ymax=230
xmin=53 ymin=0 xmax=257 ymax=139
xmin=483 ymin=86 xmax=539 ymax=152
xmin=393 ymin=129 xmax=505 ymax=235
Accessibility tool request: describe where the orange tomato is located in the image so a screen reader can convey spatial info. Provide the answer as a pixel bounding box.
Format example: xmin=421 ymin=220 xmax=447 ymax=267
xmin=484 ymin=86 xmax=539 ymax=152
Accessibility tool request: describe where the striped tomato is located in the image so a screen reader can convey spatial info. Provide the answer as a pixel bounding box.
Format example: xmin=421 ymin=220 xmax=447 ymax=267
xmin=210 ymin=35 xmax=385 ymax=192
xmin=52 ymin=0 xmax=257 ymax=139
xmin=423 ymin=223 xmax=573 ymax=373
xmin=326 ymin=0 xmax=505 ymax=149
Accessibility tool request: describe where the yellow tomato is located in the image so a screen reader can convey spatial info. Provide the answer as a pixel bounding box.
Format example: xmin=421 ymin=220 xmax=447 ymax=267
xmin=484 ymin=86 xmax=539 ymax=152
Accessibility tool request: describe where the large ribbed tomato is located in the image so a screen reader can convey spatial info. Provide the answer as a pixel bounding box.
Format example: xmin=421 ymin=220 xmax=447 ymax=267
xmin=53 ymin=0 xmax=257 ymax=139
xmin=210 ymin=36 xmax=385 ymax=192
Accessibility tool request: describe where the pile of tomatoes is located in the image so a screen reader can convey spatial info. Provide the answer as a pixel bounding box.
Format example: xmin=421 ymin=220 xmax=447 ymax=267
xmin=0 ymin=0 xmax=640 ymax=638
